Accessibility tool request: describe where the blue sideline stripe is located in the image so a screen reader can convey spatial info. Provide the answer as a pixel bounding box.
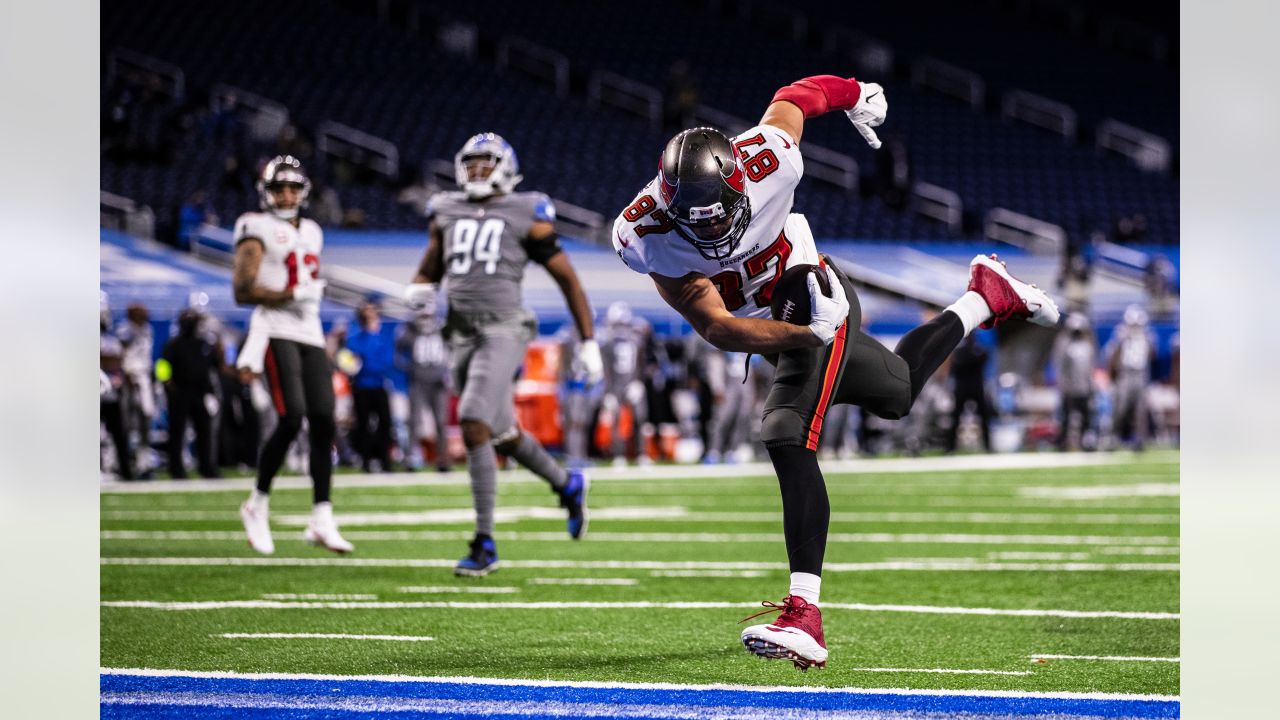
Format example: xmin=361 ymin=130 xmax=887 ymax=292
xmin=101 ymin=673 xmax=1179 ymax=719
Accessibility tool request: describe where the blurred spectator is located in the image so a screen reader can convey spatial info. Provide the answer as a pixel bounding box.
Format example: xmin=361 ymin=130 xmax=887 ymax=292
xmin=1114 ymin=213 xmax=1149 ymax=242
xmin=1059 ymin=235 xmax=1096 ymax=315
xmin=600 ymin=302 xmax=649 ymax=466
xmin=873 ymin=137 xmax=912 ymax=210
xmin=706 ymin=351 xmax=756 ymax=463
xmin=558 ymin=329 xmax=597 ymax=467
xmin=1106 ymin=305 xmax=1156 ymax=450
xmin=160 ymin=309 xmax=221 ymax=478
xmin=1144 ymin=254 xmax=1177 ymax=320
xmin=115 ymin=302 xmax=157 ymax=477
xmin=101 ymin=296 xmax=135 ymax=480
xmin=346 ymin=299 xmax=395 ymax=472
xmin=340 ymin=207 xmax=368 ymax=228
xmin=309 ymin=185 xmax=344 ymax=227
xmin=219 ymin=329 xmax=263 ymax=470
xmin=276 ymin=123 xmax=313 ymax=162
xmin=663 ymin=60 xmax=701 ymax=131
xmin=177 ymin=191 xmax=215 ymax=250
xmin=207 ymin=92 xmax=246 ymax=145
xmin=396 ymin=311 xmax=452 ymax=472
xmin=1053 ymin=314 xmax=1098 ymax=451
xmin=946 ymin=334 xmax=993 ymax=453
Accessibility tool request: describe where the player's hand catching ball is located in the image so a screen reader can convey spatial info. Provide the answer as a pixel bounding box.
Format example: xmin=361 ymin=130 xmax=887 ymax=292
xmin=846 ymin=82 xmax=887 ymax=149
xmin=808 ymin=267 xmax=850 ymax=345
xmin=404 ymin=282 xmax=438 ymax=313
xmin=574 ymin=338 xmax=605 ymax=385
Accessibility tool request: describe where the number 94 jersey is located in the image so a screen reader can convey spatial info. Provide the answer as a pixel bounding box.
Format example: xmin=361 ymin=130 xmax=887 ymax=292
xmin=233 ymin=212 xmax=326 ymax=348
xmin=428 ymin=191 xmax=558 ymax=315
xmin=612 ymin=124 xmax=820 ymax=320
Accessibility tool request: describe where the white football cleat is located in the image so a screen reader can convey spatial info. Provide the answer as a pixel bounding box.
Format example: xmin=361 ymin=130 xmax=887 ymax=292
xmin=967 ymin=254 xmax=1061 ymax=328
xmin=239 ymin=501 xmax=275 ymax=555
xmin=740 ymin=596 xmax=828 ymax=672
xmin=303 ymin=502 xmax=354 ymax=554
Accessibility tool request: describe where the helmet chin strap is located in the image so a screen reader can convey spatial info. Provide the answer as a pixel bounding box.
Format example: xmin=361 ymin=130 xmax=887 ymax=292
xmin=270 ymin=205 xmax=300 ymax=220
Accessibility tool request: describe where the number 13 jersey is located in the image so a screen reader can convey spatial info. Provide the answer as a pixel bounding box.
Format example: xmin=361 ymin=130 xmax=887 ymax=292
xmin=233 ymin=212 xmax=326 ymax=348
xmin=611 ymin=124 xmax=821 ymax=320
xmin=427 ymin=191 xmax=558 ymax=315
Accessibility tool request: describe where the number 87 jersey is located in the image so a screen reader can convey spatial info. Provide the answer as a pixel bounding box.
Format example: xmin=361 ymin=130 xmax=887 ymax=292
xmin=427 ymin=190 xmax=558 ymax=315
xmin=612 ymin=124 xmax=821 ymax=320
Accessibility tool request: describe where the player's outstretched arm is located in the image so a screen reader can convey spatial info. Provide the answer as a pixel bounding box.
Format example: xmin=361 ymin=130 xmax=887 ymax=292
xmin=232 ymin=238 xmax=295 ymax=307
xmin=651 ymin=273 xmax=822 ymax=354
xmin=762 ymin=75 xmax=887 ymax=148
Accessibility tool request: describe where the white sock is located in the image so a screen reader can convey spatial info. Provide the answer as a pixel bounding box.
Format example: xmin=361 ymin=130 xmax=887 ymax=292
xmin=945 ymin=291 xmax=993 ymax=336
xmin=248 ymin=489 xmax=270 ymax=513
xmin=312 ymin=501 xmax=333 ymax=521
xmin=789 ymin=572 xmax=822 ymax=606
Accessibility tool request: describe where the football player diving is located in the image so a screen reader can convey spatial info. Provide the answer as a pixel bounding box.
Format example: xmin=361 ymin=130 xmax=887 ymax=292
xmin=405 ymin=133 xmax=600 ymax=576
xmin=611 ymin=75 xmax=1060 ymax=670
xmin=232 ymin=155 xmax=354 ymax=555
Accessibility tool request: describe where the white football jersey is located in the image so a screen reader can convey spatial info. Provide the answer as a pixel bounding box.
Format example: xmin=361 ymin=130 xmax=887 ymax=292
xmin=233 ymin=212 xmax=326 ymax=348
xmin=612 ymin=124 xmax=821 ymax=320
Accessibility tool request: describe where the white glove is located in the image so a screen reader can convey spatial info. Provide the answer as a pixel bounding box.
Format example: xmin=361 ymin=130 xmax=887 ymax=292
xmin=845 ymin=81 xmax=888 ymax=149
xmin=292 ymin=279 xmax=327 ymax=304
xmin=573 ymin=338 xmax=604 ymax=385
xmin=404 ymin=282 xmax=438 ymax=313
xmin=808 ymin=266 xmax=850 ymax=345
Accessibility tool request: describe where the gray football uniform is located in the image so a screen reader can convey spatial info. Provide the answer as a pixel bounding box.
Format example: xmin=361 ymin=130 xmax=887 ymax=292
xmin=428 ymin=191 xmax=559 ymax=434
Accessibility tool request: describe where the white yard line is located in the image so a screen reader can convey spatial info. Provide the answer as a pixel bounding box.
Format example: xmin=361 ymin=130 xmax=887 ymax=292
xmin=1099 ymin=545 xmax=1180 ymax=555
xmin=985 ymin=552 xmax=1091 ymax=561
xmin=260 ymin=594 xmax=377 ymax=601
xmin=101 ymin=508 xmax=1177 ymax=526
xmin=100 ymin=556 xmax=1178 ymax=572
xmin=649 ymin=570 xmax=770 ymax=578
xmin=100 ymin=530 xmax=1179 ymax=546
xmin=101 ymin=599 xmax=1178 ymax=620
xmin=1020 ymin=483 xmax=1179 ymax=499
xmin=1031 ymin=654 xmax=1180 ymax=662
xmin=397 ymin=586 xmax=520 ymax=594
xmin=527 ymin=578 xmax=639 ymax=586
xmin=214 ymin=633 xmax=434 ymax=642
xmin=99 ymin=452 xmax=1154 ymax=494
xmin=847 ymin=667 xmax=1033 ymax=676
xmin=99 ymin=667 xmax=1180 ymax=702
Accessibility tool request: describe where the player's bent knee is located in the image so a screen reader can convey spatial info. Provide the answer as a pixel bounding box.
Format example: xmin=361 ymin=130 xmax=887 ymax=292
xmin=759 ymin=408 xmax=806 ymax=448
xmin=460 ymin=419 xmax=492 ymax=449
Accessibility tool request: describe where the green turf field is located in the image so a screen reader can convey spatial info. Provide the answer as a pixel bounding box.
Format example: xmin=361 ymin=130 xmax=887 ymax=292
xmin=100 ymin=452 xmax=1178 ymax=696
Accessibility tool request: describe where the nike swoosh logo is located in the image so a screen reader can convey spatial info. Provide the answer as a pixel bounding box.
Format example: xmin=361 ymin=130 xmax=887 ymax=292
xmin=775 ymin=133 xmax=791 ymax=149
xmin=865 ymin=92 xmax=879 ymax=101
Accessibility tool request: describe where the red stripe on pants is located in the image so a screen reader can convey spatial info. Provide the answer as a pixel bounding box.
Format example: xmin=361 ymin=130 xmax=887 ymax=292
xmin=805 ymin=321 xmax=848 ymax=450
xmin=264 ymin=346 xmax=286 ymax=417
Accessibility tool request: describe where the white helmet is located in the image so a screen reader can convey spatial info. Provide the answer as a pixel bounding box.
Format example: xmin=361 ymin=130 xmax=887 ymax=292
xmin=1123 ymin=304 xmax=1149 ymax=327
xmin=257 ymin=155 xmax=311 ymax=220
xmin=454 ymin=133 xmax=522 ymax=200
xmin=606 ymin=301 xmax=633 ymax=327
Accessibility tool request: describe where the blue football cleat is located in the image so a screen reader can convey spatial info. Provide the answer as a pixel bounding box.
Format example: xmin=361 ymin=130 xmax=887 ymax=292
xmin=560 ymin=469 xmax=590 ymax=540
xmin=454 ymin=535 xmax=499 ymax=577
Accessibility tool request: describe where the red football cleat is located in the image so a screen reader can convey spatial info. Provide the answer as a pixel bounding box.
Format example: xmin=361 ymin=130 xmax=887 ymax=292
xmin=740 ymin=595 xmax=828 ymax=671
xmin=967 ymin=254 xmax=1061 ymax=329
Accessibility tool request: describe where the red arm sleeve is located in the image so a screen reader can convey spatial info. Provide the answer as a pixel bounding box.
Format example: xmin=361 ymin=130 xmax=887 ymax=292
xmin=770 ymin=75 xmax=863 ymax=119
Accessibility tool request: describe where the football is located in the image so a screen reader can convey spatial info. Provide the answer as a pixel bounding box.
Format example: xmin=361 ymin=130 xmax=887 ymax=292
xmin=770 ymin=263 xmax=831 ymax=325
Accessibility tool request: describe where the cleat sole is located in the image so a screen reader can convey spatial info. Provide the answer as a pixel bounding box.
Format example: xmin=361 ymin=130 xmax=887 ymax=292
xmin=742 ymin=635 xmax=826 ymax=671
